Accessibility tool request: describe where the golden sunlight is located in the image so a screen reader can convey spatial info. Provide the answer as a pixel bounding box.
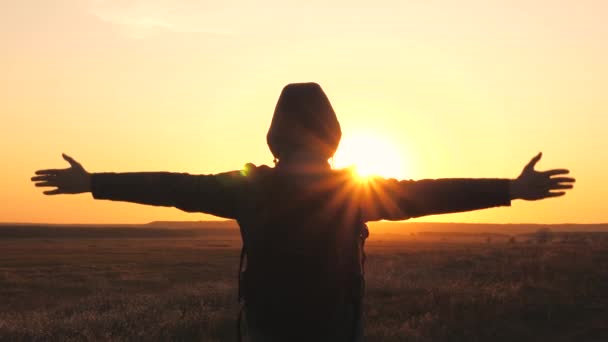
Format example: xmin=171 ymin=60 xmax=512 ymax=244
xmin=333 ymin=132 xmax=406 ymax=180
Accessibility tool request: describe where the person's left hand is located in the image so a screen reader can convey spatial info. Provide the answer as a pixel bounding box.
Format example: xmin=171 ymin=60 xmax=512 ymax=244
xmin=510 ymin=152 xmax=575 ymax=201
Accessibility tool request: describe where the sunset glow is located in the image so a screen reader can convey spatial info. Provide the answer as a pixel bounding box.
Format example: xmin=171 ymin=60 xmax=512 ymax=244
xmin=334 ymin=133 xmax=407 ymax=180
xmin=1 ymin=1 xmax=606 ymax=224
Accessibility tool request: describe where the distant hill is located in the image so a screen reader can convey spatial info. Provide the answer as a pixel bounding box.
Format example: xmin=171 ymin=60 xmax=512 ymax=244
xmin=0 ymin=222 xmax=237 ymax=239
xmin=146 ymin=220 xmax=238 ymax=229
xmin=368 ymin=221 xmax=608 ymax=235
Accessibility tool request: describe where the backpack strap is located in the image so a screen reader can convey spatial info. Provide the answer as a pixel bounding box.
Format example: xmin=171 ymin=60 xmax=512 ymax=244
xmin=351 ymin=216 xmax=369 ymax=341
xmin=237 ymin=244 xmax=247 ymax=342
xmin=360 ymin=222 xmax=369 ymax=276
xmin=238 ymin=244 xmax=247 ymax=302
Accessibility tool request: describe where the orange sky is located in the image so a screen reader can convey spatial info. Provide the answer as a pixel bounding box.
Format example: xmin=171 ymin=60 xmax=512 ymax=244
xmin=1 ymin=0 xmax=606 ymax=224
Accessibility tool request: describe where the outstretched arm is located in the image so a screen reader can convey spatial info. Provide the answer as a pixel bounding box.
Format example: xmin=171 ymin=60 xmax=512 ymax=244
xmin=360 ymin=153 xmax=575 ymax=222
xmin=31 ymin=154 xmax=246 ymax=219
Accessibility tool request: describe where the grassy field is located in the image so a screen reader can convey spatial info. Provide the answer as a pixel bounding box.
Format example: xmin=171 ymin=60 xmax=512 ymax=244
xmin=0 ymin=225 xmax=607 ymax=341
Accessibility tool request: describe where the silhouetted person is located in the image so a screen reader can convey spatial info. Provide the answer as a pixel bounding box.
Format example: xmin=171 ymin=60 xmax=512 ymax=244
xmin=32 ymin=83 xmax=575 ymax=341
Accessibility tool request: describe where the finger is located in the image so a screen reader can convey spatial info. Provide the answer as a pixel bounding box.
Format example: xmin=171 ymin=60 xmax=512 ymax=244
xmin=549 ymin=184 xmax=574 ymax=190
xmin=62 ymin=153 xmax=81 ymax=169
xmin=550 ymin=177 xmax=576 ymax=184
xmin=31 ymin=175 xmax=54 ymax=181
xmin=546 ymin=191 xmax=566 ymax=198
xmin=34 ymin=181 xmax=58 ymax=187
xmin=43 ymin=189 xmax=63 ymax=195
xmin=524 ymin=152 xmax=542 ymax=171
xmin=35 ymin=169 xmax=62 ymax=175
xmin=542 ymin=169 xmax=569 ymax=176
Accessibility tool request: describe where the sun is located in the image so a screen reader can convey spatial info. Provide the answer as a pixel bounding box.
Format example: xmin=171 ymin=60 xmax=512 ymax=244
xmin=333 ymin=132 xmax=406 ymax=180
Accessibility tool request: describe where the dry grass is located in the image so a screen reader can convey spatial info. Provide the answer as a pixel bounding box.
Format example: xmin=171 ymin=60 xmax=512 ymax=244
xmin=0 ymin=228 xmax=607 ymax=341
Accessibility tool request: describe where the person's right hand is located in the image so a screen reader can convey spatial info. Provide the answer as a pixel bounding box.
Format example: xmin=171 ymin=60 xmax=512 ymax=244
xmin=31 ymin=154 xmax=91 ymax=195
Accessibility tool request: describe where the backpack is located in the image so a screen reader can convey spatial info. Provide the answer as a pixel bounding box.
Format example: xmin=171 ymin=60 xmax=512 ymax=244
xmin=235 ymin=169 xmax=370 ymax=341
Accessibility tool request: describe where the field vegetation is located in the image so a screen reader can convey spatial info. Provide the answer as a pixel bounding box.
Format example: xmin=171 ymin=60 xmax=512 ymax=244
xmin=0 ymin=223 xmax=607 ymax=341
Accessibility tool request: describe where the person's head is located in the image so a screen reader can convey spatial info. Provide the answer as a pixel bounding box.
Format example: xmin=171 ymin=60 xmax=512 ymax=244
xmin=267 ymin=83 xmax=341 ymax=165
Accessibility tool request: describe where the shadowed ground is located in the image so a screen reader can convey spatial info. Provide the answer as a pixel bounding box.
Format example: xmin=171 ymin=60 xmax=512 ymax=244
xmin=0 ymin=225 xmax=607 ymax=341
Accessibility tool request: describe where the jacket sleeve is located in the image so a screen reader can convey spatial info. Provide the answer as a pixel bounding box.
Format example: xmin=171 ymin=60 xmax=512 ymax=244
xmin=359 ymin=177 xmax=511 ymax=222
xmin=90 ymin=171 xmax=246 ymax=219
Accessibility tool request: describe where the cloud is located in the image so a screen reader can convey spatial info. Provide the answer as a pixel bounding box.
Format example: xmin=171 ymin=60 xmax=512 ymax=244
xmin=84 ymin=0 xmax=415 ymax=40
xmin=85 ymin=0 xmax=235 ymax=39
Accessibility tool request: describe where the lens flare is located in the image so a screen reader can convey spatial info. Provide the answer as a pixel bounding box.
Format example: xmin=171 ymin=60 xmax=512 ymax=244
xmin=334 ymin=133 xmax=406 ymax=181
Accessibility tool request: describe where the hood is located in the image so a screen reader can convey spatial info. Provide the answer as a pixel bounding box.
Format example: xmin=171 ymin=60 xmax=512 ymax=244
xmin=267 ymin=83 xmax=341 ymax=160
